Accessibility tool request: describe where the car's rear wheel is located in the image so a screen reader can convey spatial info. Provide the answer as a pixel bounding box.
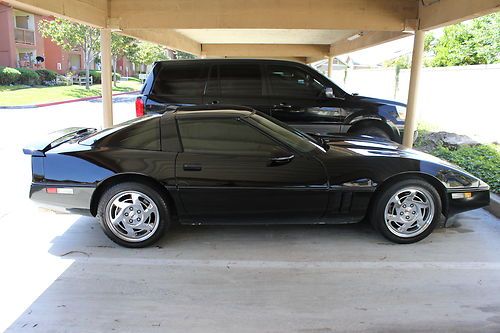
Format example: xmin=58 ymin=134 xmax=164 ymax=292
xmin=97 ymin=182 xmax=170 ymax=248
xmin=371 ymin=178 xmax=441 ymax=244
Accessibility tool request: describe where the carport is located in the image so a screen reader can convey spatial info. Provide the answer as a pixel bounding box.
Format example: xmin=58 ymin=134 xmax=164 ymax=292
xmin=3 ymin=0 xmax=499 ymax=147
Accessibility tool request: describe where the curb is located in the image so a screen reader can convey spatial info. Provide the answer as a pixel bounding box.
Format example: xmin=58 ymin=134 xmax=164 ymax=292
xmin=485 ymin=193 xmax=500 ymax=218
xmin=0 ymin=90 xmax=140 ymax=109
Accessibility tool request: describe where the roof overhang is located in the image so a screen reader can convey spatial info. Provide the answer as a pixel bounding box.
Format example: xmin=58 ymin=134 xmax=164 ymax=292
xmin=3 ymin=0 xmax=499 ymax=61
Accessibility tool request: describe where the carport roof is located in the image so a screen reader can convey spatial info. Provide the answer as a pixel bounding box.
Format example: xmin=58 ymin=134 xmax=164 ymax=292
xmin=3 ymin=0 xmax=499 ymax=62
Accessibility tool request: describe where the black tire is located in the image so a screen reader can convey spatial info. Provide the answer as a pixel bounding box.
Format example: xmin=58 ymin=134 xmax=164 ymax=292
xmin=370 ymin=178 xmax=442 ymax=244
xmin=96 ymin=182 xmax=170 ymax=248
xmin=350 ymin=126 xmax=391 ymax=140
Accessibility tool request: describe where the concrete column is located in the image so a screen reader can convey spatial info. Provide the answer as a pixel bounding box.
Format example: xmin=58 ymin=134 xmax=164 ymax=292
xmin=327 ymin=56 xmax=333 ymax=79
xmin=100 ymin=28 xmax=113 ymax=128
xmin=402 ymin=30 xmax=425 ymax=148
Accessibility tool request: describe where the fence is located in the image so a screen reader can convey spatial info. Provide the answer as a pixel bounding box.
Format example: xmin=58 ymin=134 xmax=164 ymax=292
xmin=330 ymin=64 xmax=500 ymax=142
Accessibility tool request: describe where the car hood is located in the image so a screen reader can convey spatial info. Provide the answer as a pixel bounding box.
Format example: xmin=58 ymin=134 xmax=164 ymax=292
xmin=320 ymin=136 xmax=484 ymax=189
xmin=348 ymin=94 xmax=406 ymax=107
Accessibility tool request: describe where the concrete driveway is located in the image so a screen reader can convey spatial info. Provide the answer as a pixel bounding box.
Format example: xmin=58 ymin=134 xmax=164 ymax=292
xmin=1 ymin=96 xmax=500 ymax=332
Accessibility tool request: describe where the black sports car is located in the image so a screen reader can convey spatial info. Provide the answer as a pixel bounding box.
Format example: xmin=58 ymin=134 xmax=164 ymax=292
xmin=24 ymin=105 xmax=489 ymax=247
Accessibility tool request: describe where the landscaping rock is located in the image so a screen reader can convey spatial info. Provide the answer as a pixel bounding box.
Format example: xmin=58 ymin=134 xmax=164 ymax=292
xmin=416 ymin=131 xmax=480 ymax=153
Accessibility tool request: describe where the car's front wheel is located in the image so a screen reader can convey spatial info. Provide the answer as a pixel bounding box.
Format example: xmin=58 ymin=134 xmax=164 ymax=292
xmin=371 ymin=178 xmax=442 ymax=244
xmin=97 ymin=182 xmax=170 ymax=248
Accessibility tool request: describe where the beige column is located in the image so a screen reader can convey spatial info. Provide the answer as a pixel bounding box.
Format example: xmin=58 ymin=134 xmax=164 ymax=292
xmin=327 ymin=56 xmax=333 ymax=79
xmin=100 ymin=28 xmax=113 ymax=128
xmin=402 ymin=30 xmax=425 ymax=148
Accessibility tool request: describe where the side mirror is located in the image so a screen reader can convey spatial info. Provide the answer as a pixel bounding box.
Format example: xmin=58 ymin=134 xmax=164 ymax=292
xmin=324 ymin=87 xmax=335 ymax=98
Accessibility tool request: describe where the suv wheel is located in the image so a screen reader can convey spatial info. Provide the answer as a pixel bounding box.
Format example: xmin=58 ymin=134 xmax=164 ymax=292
xmin=350 ymin=126 xmax=391 ymax=140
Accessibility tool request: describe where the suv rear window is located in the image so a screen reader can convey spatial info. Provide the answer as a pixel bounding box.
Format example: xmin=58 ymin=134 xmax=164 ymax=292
xmin=152 ymin=64 xmax=208 ymax=96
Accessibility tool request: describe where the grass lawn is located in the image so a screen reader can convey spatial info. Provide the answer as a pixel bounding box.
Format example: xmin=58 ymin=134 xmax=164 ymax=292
xmin=0 ymin=80 xmax=143 ymax=106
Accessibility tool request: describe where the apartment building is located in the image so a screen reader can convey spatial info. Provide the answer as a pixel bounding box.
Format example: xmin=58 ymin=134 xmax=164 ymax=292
xmin=0 ymin=2 xmax=84 ymax=73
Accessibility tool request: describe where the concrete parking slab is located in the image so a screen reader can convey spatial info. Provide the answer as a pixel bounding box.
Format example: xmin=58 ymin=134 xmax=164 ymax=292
xmin=1 ymin=207 xmax=500 ymax=332
xmin=1 ymin=96 xmax=499 ymax=332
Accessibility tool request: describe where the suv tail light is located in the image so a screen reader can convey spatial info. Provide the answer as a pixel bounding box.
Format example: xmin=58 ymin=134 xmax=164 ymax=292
xmin=135 ymin=97 xmax=144 ymax=117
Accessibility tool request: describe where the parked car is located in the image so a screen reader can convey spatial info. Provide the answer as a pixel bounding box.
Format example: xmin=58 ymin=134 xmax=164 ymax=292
xmin=136 ymin=59 xmax=410 ymax=142
xmin=24 ymin=106 xmax=489 ymax=247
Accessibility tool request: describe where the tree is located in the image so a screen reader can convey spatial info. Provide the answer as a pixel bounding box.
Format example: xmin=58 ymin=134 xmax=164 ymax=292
xmin=39 ymin=18 xmax=100 ymax=89
xmin=111 ymin=33 xmax=138 ymax=86
xmin=428 ymin=13 xmax=500 ymax=67
xmin=173 ymin=50 xmax=196 ymax=60
xmin=127 ymin=42 xmax=170 ymax=72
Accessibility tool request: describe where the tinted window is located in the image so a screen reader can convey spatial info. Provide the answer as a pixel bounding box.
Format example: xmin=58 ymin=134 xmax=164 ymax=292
xmin=249 ymin=114 xmax=321 ymax=153
xmin=267 ymin=65 xmax=324 ymax=97
xmin=94 ymin=118 xmax=161 ymax=151
xmin=219 ymin=64 xmax=262 ymax=96
xmin=178 ymin=118 xmax=281 ymax=156
xmin=152 ymin=64 xmax=207 ymax=96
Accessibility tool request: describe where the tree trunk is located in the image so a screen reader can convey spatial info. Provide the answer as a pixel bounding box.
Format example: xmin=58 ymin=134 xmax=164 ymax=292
xmin=112 ymin=57 xmax=118 ymax=88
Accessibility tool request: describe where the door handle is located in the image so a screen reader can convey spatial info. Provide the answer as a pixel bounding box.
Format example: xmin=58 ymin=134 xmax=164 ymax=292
xmin=211 ymin=100 xmax=220 ymax=105
xmin=268 ymin=155 xmax=295 ymax=167
xmin=273 ymin=103 xmax=292 ymax=110
xmin=183 ymin=163 xmax=202 ymax=171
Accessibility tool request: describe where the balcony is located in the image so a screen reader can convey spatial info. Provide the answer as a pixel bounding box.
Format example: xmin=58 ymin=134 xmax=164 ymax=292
xmin=14 ymin=28 xmax=35 ymax=45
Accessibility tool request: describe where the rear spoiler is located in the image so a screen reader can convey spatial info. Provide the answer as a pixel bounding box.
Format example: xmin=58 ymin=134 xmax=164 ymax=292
xmin=23 ymin=127 xmax=96 ymax=156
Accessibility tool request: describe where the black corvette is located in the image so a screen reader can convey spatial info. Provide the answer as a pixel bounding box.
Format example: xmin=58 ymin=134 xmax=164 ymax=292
xmin=24 ymin=106 xmax=489 ymax=247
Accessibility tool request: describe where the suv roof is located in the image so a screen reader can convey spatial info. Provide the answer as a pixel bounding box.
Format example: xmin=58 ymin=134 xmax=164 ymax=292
xmin=171 ymin=104 xmax=256 ymax=118
xmin=154 ymin=58 xmax=307 ymax=66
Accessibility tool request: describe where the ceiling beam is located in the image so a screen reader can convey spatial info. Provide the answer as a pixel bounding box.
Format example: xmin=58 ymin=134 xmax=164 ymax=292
xmin=201 ymin=44 xmax=330 ymax=58
xmin=419 ymin=0 xmax=500 ymax=30
xmin=122 ymin=29 xmax=202 ymax=55
xmin=3 ymin=0 xmax=107 ymax=27
xmin=110 ymin=0 xmax=417 ymax=31
xmin=329 ymin=31 xmax=411 ymax=57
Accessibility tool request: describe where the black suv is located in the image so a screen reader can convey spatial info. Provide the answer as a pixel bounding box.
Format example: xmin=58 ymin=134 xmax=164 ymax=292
xmin=136 ymin=59 xmax=408 ymax=142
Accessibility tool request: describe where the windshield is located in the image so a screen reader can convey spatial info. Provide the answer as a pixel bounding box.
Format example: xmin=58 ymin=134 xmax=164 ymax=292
xmin=249 ymin=113 xmax=325 ymax=153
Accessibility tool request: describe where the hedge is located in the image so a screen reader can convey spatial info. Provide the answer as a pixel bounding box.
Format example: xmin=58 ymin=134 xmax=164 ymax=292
xmin=16 ymin=68 xmax=40 ymax=85
xmin=79 ymin=70 xmax=102 ymax=84
xmin=0 ymin=67 xmax=21 ymax=85
xmin=35 ymin=69 xmax=58 ymax=83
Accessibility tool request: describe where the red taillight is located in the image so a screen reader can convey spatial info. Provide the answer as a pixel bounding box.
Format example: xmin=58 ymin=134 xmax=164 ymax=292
xmin=135 ymin=97 xmax=144 ymax=117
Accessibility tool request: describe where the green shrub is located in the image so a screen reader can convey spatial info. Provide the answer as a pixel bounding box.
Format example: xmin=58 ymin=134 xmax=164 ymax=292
xmin=113 ymin=72 xmax=121 ymax=81
xmin=16 ymin=68 xmax=40 ymax=85
xmin=0 ymin=67 xmax=21 ymax=85
xmin=78 ymin=70 xmax=102 ymax=84
xmin=432 ymin=144 xmax=500 ymax=193
xmin=35 ymin=69 xmax=58 ymax=83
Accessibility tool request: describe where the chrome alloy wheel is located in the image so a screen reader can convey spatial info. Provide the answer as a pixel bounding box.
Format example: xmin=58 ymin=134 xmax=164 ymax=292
xmin=384 ymin=187 xmax=435 ymax=238
xmin=105 ymin=190 xmax=160 ymax=242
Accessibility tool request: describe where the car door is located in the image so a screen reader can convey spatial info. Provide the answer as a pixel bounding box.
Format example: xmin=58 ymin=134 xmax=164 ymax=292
xmin=145 ymin=63 xmax=208 ymax=114
xmin=265 ymin=63 xmax=348 ymax=136
xmin=175 ymin=116 xmax=328 ymax=223
xmin=202 ymin=63 xmax=271 ymax=115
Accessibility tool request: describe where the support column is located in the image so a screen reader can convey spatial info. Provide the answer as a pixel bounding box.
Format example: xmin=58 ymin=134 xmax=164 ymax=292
xmin=100 ymin=28 xmax=113 ymax=128
xmin=327 ymin=56 xmax=333 ymax=79
xmin=402 ymin=30 xmax=425 ymax=148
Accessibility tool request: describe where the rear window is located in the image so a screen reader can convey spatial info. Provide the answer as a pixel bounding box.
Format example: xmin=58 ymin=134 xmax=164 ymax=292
xmin=152 ymin=64 xmax=208 ymax=96
xmin=81 ymin=117 xmax=161 ymax=151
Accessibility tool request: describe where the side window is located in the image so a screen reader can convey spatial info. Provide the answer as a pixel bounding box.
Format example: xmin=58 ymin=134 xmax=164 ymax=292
xmin=152 ymin=64 xmax=208 ymax=96
xmin=178 ymin=118 xmax=282 ymax=156
xmin=219 ymin=64 xmax=262 ymax=96
xmin=267 ymin=65 xmax=324 ymax=97
xmin=97 ymin=118 xmax=161 ymax=151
